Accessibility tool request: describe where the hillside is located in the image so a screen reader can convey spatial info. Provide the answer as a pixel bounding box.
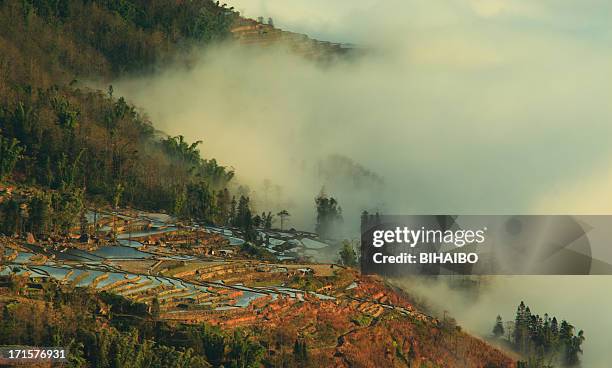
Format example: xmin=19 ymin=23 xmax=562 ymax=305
xmin=0 ymin=269 xmax=516 ymax=368
xmin=1 ymin=1 xmax=517 ymax=367
xmin=0 ymin=0 xmax=236 ymax=222
xmin=230 ymin=17 xmax=355 ymax=60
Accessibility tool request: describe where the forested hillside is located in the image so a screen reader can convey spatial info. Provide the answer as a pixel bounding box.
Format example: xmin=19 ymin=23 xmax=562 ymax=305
xmin=0 ymin=279 xmax=263 ymax=367
xmin=0 ymin=0 xmax=241 ymax=233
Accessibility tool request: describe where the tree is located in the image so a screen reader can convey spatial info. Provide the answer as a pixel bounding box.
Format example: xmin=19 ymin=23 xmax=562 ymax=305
xmin=199 ymin=324 xmax=225 ymax=366
xmin=315 ymin=188 xmax=343 ymax=239
xmin=262 ymin=212 xmax=273 ymax=230
xmin=8 ymin=274 xmax=28 ymax=295
xmin=27 ymin=192 xmax=51 ymax=236
xmin=293 ymin=338 xmax=308 ymax=363
xmin=184 ymin=182 xmax=213 ymax=221
xmin=0 ymin=134 xmax=24 ymax=181
xmin=565 ymin=330 xmax=585 ymax=366
xmin=113 ymin=183 xmax=124 ymax=209
xmin=151 ymin=298 xmax=161 ymax=320
xmin=503 ymin=303 xmax=585 ymax=367
xmin=277 ymin=210 xmax=290 ymax=230
xmin=0 ymin=199 xmax=21 ymax=235
xmin=228 ymin=330 xmax=264 ymax=368
xmin=215 ymin=188 xmax=231 ymax=225
xmin=493 ymin=315 xmax=505 ymax=338
xmin=252 ymin=214 xmax=262 ymax=228
xmin=51 ymin=95 xmax=79 ymax=130
xmin=233 ymin=196 xmax=258 ymax=241
xmin=234 ymin=196 xmax=251 ymax=228
xmin=199 ymin=159 xmax=234 ymax=189
xmin=514 ymin=301 xmax=529 ymax=351
xmin=174 ymin=185 xmax=187 ymax=216
xmin=339 ymin=240 xmax=357 ymax=267
xmin=229 ymin=196 xmax=237 ymax=225
xmin=0 ymin=0 xmax=239 ymax=216
xmin=52 ymin=188 xmax=84 ymax=235
xmin=161 ymin=135 xmax=202 ymax=167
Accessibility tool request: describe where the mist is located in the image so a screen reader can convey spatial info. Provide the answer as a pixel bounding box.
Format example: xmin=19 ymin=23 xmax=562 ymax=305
xmin=114 ymin=0 xmax=612 ymax=233
xmin=110 ymin=0 xmax=612 ymax=363
xmin=389 ymin=276 xmax=612 ymax=366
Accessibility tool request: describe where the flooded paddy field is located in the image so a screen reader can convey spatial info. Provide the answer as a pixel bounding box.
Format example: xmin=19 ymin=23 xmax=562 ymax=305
xmin=0 ymin=209 xmax=353 ymax=325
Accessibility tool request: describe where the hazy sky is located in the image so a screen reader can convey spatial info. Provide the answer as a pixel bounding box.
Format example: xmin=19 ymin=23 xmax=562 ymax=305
xmin=227 ymin=0 xmax=612 ymax=45
xmin=391 ymin=276 xmax=612 ymax=366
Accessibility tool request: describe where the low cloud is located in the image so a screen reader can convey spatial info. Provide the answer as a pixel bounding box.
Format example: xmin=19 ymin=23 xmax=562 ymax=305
xmin=114 ymin=0 xmax=612 ymax=230
xmin=389 ymin=276 xmax=612 ymax=366
xmin=112 ymin=2 xmax=612 ymax=361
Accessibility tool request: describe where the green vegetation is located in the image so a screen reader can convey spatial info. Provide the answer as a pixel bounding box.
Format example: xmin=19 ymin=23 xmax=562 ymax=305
xmin=493 ymin=302 xmax=585 ymax=368
xmin=352 ymin=313 xmax=373 ymax=327
xmin=0 ymin=279 xmax=265 ymax=368
xmin=1 ymin=0 xmax=236 ymax=79
xmin=292 ymin=338 xmax=309 ymax=363
xmin=287 ymin=275 xmax=325 ymax=292
xmin=314 ymin=189 xmax=343 ymax=239
xmin=338 ymin=239 xmax=358 ymax=267
xmin=0 ymin=2 xmax=524 ymax=368
xmin=240 ymin=241 xmax=275 ymax=261
xmin=232 ymin=195 xmax=257 ymax=241
xmin=492 ymin=315 xmax=505 ymax=338
xmin=0 ymin=1 xmax=267 ymax=236
xmin=0 ymin=135 xmax=24 ymax=181
xmin=253 ymin=211 xmax=273 ymax=230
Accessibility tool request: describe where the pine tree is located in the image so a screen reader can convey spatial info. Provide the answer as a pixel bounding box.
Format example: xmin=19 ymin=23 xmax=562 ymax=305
xmin=514 ymin=302 xmax=525 ymax=342
xmin=234 ymin=196 xmax=251 ymax=228
xmin=565 ymin=330 xmax=585 ymax=366
xmin=559 ymin=320 xmax=572 ymax=342
xmin=493 ymin=315 xmax=505 ymax=338
xmin=234 ymin=196 xmax=257 ymax=241
xmin=315 ymin=188 xmax=343 ymax=239
xmin=542 ymin=314 xmax=553 ymax=353
xmin=550 ymin=316 xmax=560 ymax=352
xmin=514 ymin=301 xmax=529 ymax=352
xmin=551 ymin=317 xmax=559 ymax=336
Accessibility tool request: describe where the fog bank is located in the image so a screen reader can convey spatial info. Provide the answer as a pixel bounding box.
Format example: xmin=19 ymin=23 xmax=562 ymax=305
xmin=111 ymin=1 xmax=612 ymax=363
xmin=390 ymin=276 xmax=612 ymax=366
xmin=115 ymin=0 xmax=612 ymax=232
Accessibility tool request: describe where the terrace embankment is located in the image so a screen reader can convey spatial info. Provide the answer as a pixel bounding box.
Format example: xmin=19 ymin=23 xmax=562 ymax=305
xmin=230 ymin=17 xmax=356 ymax=60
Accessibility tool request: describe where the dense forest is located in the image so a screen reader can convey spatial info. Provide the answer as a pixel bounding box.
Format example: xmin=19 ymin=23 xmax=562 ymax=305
xmin=0 ymin=0 xmax=355 ymax=242
xmin=492 ymin=302 xmax=585 ymax=368
xmin=0 ymin=0 xmax=257 ymax=235
xmin=0 ymin=276 xmax=271 ymax=367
